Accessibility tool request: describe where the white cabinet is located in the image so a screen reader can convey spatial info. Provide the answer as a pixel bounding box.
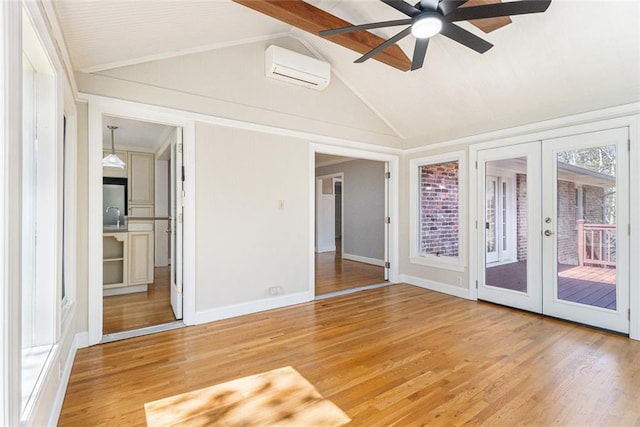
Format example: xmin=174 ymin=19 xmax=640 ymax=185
xmin=103 ymin=233 xmax=128 ymax=288
xmin=128 ymin=221 xmax=154 ymax=286
xmin=102 ymin=150 xmax=128 ymax=178
xmin=128 ymin=152 xmax=154 ymax=206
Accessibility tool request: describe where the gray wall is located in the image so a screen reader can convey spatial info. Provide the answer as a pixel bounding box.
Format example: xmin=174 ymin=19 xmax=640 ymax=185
xmin=316 ymin=159 xmax=385 ymax=261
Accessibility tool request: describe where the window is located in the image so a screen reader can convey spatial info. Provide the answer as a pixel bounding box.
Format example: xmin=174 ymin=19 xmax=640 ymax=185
xmin=410 ymin=152 xmax=465 ymax=271
xmin=21 ymin=7 xmax=59 ymax=416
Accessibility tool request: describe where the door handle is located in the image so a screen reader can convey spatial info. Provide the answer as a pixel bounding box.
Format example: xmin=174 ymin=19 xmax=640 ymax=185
xmin=544 ymin=230 xmax=554 ymax=236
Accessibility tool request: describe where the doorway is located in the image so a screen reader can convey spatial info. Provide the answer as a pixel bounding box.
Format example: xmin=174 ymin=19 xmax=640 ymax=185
xmin=476 ymin=127 xmax=629 ymax=333
xmin=101 ymin=115 xmax=184 ymax=339
xmin=314 ymin=155 xmax=389 ymax=295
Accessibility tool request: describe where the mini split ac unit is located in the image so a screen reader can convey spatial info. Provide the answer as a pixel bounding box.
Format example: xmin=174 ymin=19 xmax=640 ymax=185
xmin=265 ymin=45 xmax=331 ymax=91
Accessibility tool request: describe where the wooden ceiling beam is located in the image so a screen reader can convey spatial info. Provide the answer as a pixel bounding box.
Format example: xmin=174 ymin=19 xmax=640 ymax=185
xmin=462 ymin=0 xmax=512 ymax=33
xmin=232 ymin=0 xmax=412 ymax=71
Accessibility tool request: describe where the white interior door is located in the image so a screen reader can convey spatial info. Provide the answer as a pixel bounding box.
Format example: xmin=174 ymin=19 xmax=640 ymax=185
xmin=477 ymin=142 xmax=543 ymax=313
xmin=477 ymin=127 xmax=629 ymax=333
xmin=542 ymin=128 xmax=629 ymax=333
xmin=170 ymin=128 xmax=183 ymax=320
xmin=316 ymin=178 xmax=335 ymax=253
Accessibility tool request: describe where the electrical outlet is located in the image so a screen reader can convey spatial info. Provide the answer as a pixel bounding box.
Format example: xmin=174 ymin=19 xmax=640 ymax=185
xmin=269 ymin=286 xmax=283 ymax=296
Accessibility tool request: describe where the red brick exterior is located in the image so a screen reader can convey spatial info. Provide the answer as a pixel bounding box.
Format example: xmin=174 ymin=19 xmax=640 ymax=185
xmin=516 ymin=173 xmax=527 ymax=262
xmin=419 ymin=162 xmax=459 ymax=257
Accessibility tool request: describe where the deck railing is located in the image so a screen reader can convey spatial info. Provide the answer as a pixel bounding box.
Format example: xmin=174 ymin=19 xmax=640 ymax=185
xmin=577 ymin=219 xmax=616 ymax=268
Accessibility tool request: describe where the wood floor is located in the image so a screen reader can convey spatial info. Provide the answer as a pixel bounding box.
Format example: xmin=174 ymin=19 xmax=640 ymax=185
xmin=103 ymin=266 xmax=176 ymax=335
xmin=60 ymin=284 xmax=640 ymax=426
xmin=315 ymin=240 xmax=385 ymax=295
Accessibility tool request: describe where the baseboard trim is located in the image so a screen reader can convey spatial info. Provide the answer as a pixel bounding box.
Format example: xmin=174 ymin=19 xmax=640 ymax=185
xmin=46 ymin=332 xmax=84 ymax=426
xmin=315 ymin=245 xmax=336 ymax=253
xmin=342 ymin=253 xmax=385 ymax=267
xmin=195 ymin=291 xmax=314 ymax=325
xmin=103 ymin=284 xmax=148 ymax=296
xmin=400 ymin=274 xmax=472 ymax=300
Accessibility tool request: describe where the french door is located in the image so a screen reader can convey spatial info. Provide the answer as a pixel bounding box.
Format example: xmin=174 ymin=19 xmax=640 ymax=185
xmin=477 ymin=127 xmax=629 ymax=333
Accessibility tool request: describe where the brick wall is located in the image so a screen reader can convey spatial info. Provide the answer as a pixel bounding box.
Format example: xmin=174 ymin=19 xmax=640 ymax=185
xmin=516 ymin=173 xmax=527 ymax=261
xmin=419 ymin=162 xmax=459 ymax=257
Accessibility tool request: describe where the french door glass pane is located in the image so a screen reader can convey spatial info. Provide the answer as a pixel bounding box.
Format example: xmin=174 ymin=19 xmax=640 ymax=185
xmin=485 ymin=158 xmax=528 ymax=293
xmin=556 ymin=145 xmax=617 ymax=309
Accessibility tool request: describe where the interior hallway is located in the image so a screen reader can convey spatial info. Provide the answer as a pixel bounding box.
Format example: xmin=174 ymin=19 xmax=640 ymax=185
xmin=315 ymin=239 xmax=385 ymax=295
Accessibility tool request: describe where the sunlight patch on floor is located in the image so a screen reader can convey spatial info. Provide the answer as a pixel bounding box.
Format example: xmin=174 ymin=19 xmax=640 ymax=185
xmin=144 ymin=366 xmax=350 ymax=426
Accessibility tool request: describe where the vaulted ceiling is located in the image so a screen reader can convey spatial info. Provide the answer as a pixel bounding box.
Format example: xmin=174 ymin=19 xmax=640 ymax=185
xmin=54 ymin=0 xmax=640 ymax=145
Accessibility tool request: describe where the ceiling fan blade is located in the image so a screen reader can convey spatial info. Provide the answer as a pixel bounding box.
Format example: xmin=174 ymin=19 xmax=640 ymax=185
xmin=420 ymin=0 xmax=440 ymax=11
xmin=439 ymin=0 xmax=469 ymax=15
xmin=440 ymin=21 xmax=493 ymax=53
xmin=355 ymin=27 xmax=412 ymax=63
xmin=447 ymin=0 xmax=551 ymax=21
xmin=319 ymin=19 xmax=412 ymax=37
xmin=411 ymin=37 xmax=430 ymax=70
xmin=380 ymin=0 xmax=421 ymax=17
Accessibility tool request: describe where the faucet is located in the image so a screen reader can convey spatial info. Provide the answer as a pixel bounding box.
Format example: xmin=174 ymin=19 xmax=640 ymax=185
xmin=105 ymin=206 xmax=121 ymax=228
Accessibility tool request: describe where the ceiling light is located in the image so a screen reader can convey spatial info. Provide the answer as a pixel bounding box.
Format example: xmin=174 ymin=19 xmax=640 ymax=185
xmin=411 ymin=13 xmax=442 ymax=39
xmin=102 ymin=125 xmax=125 ymax=169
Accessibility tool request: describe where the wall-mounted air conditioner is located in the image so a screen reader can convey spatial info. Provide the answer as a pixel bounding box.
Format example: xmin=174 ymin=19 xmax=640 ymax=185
xmin=265 ymin=45 xmax=331 ymax=91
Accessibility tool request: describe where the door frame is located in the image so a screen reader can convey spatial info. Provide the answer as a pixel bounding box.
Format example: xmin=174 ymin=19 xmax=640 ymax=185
xmin=469 ymin=114 xmax=640 ymax=340
xmin=310 ymin=144 xmax=400 ymax=297
xmin=315 ymin=172 xmax=343 ymax=254
xmin=85 ymin=95 xmax=196 ymax=345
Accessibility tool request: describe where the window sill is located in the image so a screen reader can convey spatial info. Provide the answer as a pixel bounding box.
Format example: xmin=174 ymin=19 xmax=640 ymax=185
xmin=410 ymin=256 xmax=466 ymax=272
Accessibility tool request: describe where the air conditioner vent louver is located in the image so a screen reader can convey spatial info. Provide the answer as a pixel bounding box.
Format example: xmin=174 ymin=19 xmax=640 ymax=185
xmin=265 ymin=45 xmax=330 ymax=91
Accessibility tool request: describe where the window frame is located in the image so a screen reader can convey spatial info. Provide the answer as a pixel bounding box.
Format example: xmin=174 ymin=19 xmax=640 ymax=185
xmin=409 ymin=151 xmax=466 ymax=272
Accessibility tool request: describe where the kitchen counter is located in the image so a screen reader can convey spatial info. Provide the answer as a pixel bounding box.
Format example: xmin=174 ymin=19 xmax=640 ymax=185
xmin=103 ymin=225 xmax=127 ymax=233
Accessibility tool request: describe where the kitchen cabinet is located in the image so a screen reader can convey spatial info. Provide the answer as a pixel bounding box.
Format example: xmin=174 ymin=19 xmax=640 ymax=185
xmin=128 ymin=221 xmax=154 ymax=286
xmin=102 ymin=150 xmax=128 ymax=178
xmin=103 ymin=233 xmax=128 ymax=289
xmin=127 ymin=152 xmax=154 ymax=206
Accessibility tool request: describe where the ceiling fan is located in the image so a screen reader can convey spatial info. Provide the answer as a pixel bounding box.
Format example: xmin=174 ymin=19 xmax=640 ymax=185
xmin=232 ymin=0 xmax=551 ymax=72
xmin=319 ymin=0 xmax=552 ymax=71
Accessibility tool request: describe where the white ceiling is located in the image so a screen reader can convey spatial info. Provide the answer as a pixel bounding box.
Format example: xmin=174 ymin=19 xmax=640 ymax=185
xmin=102 ymin=115 xmax=174 ymax=151
xmin=55 ymin=0 xmax=640 ymax=145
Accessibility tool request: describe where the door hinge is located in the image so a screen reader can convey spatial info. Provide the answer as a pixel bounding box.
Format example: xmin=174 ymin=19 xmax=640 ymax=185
xmin=177 ymin=143 xmax=183 ymax=154
xmin=628 ymin=139 xmax=631 ymax=152
xmin=181 ymin=166 xmax=185 ymax=182
xmin=475 ymin=160 xmax=478 ymax=169
xmin=628 ymin=224 xmax=631 ymax=236
xmin=628 ymin=308 xmax=631 ymax=320
xmin=385 ymin=217 xmax=391 ymax=224
xmin=385 ymin=171 xmax=391 ymax=179
xmin=475 ymin=280 xmax=478 ymax=289
xmin=384 ymin=261 xmax=391 ymax=269
xmin=178 ymin=213 xmax=183 ymax=224
xmin=177 ymin=284 xmax=183 ymax=294
xmin=475 ymin=220 xmax=478 ymax=229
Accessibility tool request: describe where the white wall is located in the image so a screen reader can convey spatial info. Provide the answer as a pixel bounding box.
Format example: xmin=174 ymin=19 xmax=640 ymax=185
xmin=316 ymin=159 xmax=385 ymax=262
xmin=194 ymin=123 xmax=310 ymax=312
xmin=75 ymin=36 xmax=402 ymax=149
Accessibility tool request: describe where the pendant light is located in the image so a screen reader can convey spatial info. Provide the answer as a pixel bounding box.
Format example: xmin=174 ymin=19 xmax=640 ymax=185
xmin=102 ymin=125 xmax=125 ymax=168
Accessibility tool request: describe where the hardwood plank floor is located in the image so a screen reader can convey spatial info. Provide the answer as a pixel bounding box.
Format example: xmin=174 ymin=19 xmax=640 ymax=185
xmin=103 ymin=266 xmax=176 ymax=334
xmin=315 ymin=239 xmax=385 ymax=295
xmin=60 ymin=284 xmax=640 ymax=426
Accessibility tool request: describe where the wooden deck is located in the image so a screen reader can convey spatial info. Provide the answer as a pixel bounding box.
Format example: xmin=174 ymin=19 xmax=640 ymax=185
xmin=486 ymin=261 xmax=617 ymax=309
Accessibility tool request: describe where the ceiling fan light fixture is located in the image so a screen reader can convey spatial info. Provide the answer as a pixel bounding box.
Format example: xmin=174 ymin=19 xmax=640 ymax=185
xmin=411 ymin=13 xmax=442 ymax=39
